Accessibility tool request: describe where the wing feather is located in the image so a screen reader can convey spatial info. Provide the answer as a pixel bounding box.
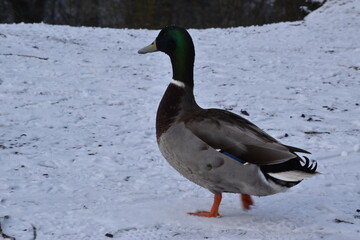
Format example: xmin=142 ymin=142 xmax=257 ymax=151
xmin=184 ymin=108 xmax=308 ymax=165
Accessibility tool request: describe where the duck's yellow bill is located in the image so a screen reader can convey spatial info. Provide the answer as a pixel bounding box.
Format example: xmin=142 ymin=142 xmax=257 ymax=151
xmin=138 ymin=41 xmax=158 ymax=54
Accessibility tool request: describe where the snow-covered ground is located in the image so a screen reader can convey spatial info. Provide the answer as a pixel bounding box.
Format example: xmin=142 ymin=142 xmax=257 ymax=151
xmin=0 ymin=0 xmax=359 ymax=239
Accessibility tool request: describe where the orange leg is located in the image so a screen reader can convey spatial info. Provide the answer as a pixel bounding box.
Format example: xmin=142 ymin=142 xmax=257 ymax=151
xmin=188 ymin=193 xmax=222 ymax=217
xmin=241 ymin=194 xmax=254 ymax=210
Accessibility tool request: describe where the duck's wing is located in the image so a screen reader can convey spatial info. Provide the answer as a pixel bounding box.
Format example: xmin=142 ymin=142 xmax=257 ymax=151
xmin=184 ymin=108 xmax=310 ymax=165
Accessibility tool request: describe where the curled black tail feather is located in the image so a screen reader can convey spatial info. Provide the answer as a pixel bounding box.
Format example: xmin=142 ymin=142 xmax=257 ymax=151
xmin=261 ymin=156 xmax=318 ymax=174
xmin=301 ymin=156 xmax=318 ymax=173
xmin=260 ymin=155 xmax=318 ymax=188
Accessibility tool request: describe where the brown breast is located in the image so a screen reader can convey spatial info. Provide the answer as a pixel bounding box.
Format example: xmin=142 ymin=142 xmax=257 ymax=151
xmin=156 ymin=84 xmax=186 ymax=141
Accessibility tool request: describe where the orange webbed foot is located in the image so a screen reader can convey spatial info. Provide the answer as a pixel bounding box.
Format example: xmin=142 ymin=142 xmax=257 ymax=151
xmin=241 ymin=194 xmax=254 ymax=210
xmin=188 ymin=193 xmax=222 ymax=218
xmin=188 ymin=211 xmax=220 ymax=218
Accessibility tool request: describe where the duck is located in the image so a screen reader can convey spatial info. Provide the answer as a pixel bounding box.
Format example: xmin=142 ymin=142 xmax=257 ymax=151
xmin=138 ymin=26 xmax=318 ymax=218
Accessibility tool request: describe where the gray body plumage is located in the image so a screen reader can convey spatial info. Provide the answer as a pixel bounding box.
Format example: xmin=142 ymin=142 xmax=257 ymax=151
xmin=157 ymin=83 xmax=290 ymax=196
xmin=158 ymin=122 xmax=285 ymax=196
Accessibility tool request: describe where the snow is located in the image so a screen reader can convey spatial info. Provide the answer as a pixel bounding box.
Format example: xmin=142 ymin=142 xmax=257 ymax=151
xmin=0 ymin=0 xmax=359 ymax=239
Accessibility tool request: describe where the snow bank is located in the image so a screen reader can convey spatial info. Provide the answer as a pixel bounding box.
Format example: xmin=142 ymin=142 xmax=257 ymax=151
xmin=0 ymin=0 xmax=359 ymax=239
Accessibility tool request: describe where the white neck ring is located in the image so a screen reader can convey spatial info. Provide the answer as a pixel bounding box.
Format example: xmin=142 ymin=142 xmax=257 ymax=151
xmin=170 ymin=79 xmax=186 ymax=88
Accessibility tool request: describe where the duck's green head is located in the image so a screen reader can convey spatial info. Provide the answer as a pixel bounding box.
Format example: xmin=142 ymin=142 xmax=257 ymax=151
xmin=138 ymin=26 xmax=195 ymax=86
xmin=138 ymin=26 xmax=194 ymax=56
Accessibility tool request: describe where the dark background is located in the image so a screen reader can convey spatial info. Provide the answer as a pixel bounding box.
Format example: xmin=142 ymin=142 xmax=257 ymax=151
xmin=0 ymin=0 xmax=324 ymax=29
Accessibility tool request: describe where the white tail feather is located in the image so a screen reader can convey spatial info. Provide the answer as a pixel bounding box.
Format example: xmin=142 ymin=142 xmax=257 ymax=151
xmin=268 ymin=170 xmax=318 ymax=182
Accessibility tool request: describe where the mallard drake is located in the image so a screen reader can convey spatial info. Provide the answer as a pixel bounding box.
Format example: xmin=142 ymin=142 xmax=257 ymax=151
xmin=138 ymin=26 xmax=318 ymax=218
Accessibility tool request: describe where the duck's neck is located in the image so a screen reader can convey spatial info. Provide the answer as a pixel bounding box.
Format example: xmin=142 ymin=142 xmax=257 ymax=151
xmin=169 ymin=46 xmax=194 ymax=88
